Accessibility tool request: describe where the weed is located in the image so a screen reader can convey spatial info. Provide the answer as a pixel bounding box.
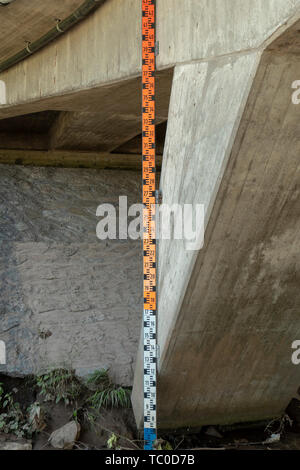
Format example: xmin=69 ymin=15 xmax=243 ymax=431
xmin=154 ymin=438 xmax=173 ymax=450
xmin=28 ymin=402 xmax=46 ymax=432
xmin=82 ymin=408 xmax=96 ymax=427
xmin=107 ymin=432 xmax=119 ymax=449
xmin=86 ymin=370 xmax=131 ymax=410
xmin=0 ymin=383 xmax=34 ymax=438
xmin=89 ymin=387 xmax=131 ymax=409
xmin=265 ymin=414 xmax=293 ymax=436
xmin=86 ymin=369 xmax=110 ymax=389
xmin=35 ymin=368 xmax=82 ymax=406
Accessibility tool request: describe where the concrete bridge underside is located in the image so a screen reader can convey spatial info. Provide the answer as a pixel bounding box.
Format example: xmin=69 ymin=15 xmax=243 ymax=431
xmin=0 ymin=0 xmax=300 ymax=429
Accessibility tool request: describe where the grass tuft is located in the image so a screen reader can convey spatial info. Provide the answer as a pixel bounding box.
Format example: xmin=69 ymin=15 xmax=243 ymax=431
xmin=86 ymin=369 xmax=131 ymax=410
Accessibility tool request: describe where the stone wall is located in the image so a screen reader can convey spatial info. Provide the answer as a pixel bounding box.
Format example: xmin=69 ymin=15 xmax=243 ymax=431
xmin=0 ymin=164 xmax=142 ymax=385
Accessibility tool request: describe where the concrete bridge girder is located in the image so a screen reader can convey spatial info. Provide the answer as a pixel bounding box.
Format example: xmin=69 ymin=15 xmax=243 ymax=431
xmin=1 ymin=0 xmax=300 ymax=117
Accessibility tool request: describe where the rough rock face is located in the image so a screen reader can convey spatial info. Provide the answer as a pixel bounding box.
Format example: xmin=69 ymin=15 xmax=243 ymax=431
xmin=0 ymin=164 xmax=142 ymax=385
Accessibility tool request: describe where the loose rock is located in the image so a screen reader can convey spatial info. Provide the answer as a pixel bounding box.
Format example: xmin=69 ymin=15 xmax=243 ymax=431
xmin=205 ymin=426 xmax=223 ymax=439
xmin=49 ymin=421 xmax=81 ymax=450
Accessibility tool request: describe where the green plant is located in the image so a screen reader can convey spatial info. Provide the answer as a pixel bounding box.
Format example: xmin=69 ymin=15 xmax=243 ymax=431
xmin=0 ymin=386 xmax=33 ymax=438
xmin=107 ymin=432 xmax=119 ymax=449
xmin=89 ymin=387 xmax=131 ymax=409
xmin=154 ymin=438 xmax=173 ymax=450
xmin=27 ymin=402 xmax=46 ymax=432
xmin=86 ymin=369 xmax=110 ymax=389
xmin=35 ymin=368 xmax=82 ymax=405
xmin=86 ymin=370 xmax=131 ymax=410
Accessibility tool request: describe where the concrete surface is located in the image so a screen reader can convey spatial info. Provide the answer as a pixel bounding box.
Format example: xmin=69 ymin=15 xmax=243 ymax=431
xmin=133 ymin=50 xmax=261 ymax=427
xmin=156 ymin=0 xmax=300 ymax=66
xmin=0 ymin=0 xmax=83 ymax=65
xmin=0 ymin=69 xmax=173 ymax=166
xmin=133 ymin=22 xmax=300 ymax=428
xmin=1 ymin=0 xmax=300 ymax=114
xmin=0 ymin=164 xmax=142 ymax=385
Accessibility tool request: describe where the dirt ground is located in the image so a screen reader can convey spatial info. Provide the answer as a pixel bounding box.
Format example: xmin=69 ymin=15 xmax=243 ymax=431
xmin=1 ymin=374 xmax=300 ymax=451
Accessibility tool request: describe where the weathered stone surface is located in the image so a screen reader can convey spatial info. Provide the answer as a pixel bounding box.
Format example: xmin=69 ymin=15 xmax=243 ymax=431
xmin=0 ymin=165 xmax=142 ymax=385
xmin=0 ymin=164 xmax=141 ymax=243
xmin=49 ymin=421 xmax=80 ymax=450
xmin=0 ymin=433 xmax=32 ymax=450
